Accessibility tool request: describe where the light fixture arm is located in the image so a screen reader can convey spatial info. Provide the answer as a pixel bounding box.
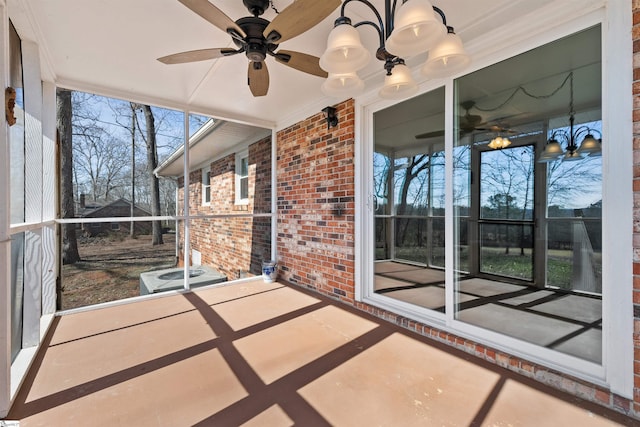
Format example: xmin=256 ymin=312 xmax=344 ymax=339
xmin=340 ymin=0 xmax=392 ymax=38
xmin=352 ymin=21 xmax=388 ymax=59
xmin=339 ymin=0 xmax=398 ymax=66
xmin=431 ymin=5 xmax=453 ymax=32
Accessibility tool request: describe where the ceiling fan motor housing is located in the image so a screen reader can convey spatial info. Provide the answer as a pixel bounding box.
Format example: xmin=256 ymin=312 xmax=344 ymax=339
xmin=235 ymin=17 xmax=273 ymax=62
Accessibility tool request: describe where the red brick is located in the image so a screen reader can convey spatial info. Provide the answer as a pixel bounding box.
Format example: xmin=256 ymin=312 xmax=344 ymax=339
xmin=177 ymin=136 xmax=272 ymax=279
xmin=276 ymin=99 xmax=356 ymax=292
xmin=595 ymin=389 xmax=611 ymax=405
xmin=613 ymin=394 xmax=631 ymax=412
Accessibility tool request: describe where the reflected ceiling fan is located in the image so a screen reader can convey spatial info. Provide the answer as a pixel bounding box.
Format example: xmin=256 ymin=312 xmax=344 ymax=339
xmin=415 ymin=101 xmax=515 ymax=139
xmin=158 ymin=0 xmax=340 ymax=96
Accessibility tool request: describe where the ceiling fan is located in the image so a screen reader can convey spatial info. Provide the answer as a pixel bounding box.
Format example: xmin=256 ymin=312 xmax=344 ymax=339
xmin=158 ymin=0 xmax=340 ymax=96
xmin=415 ymin=101 xmax=519 ymax=139
xmin=415 ymin=101 xmax=484 ymax=139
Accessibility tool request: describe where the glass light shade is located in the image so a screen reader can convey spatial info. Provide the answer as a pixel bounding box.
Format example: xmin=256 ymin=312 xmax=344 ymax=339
xmin=378 ymin=63 xmax=418 ymax=99
xmin=385 ymin=0 xmax=446 ymax=58
xmin=538 ymin=139 xmax=564 ymax=163
xmin=320 ymin=23 xmax=371 ymax=74
xmin=563 ymin=150 xmax=584 ymax=161
xmin=420 ymin=32 xmax=471 ymax=78
xmin=321 ymin=72 xmax=365 ymax=98
xmin=488 ymin=136 xmax=511 ymax=149
xmin=577 ymin=134 xmax=602 ymax=156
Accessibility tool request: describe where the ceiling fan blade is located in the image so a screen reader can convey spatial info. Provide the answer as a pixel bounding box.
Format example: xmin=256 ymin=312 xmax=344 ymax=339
xmin=157 ymin=48 xmax=240 ymax=64
xmin=416 ymin=130 xmax=445 ymax=139
xmin=475 ymin=125 xmax=518 ymax=133
xmin=274 ymin=50 xmax=328 ymax=78
xmin=178 ymin=0 xmax=246 ymax=38
xmin=248 ymin=61 xmax=269 ymax=97
xmin=263 ymin=0 xmax=341 ymax=43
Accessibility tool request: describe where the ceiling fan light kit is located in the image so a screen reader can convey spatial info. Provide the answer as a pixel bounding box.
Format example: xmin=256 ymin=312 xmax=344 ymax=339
xmin=487 ymin=136 xmax=511 ymax=150
xmin=320 ymin=0 xmax=470 ymax=100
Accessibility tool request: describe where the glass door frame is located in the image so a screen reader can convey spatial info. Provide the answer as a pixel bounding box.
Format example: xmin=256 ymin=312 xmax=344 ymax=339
xmin=471 ymin=138 xmax=542 ymax=286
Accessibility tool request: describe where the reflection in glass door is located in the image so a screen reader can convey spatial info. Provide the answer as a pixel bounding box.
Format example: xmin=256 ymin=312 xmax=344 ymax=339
xmin=477 ymin=145 xmax=535 ymax=281
xmin=372 ymin=87 xmax=447 ymax=312
xmin=452 ymin=26 xmax=603 ymax=364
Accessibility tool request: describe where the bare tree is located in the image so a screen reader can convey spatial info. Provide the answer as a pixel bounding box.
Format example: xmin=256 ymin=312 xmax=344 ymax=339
xmin=135 ymin=105 xmax=164 ymax=245
xmin=71 ymin=92 xmax=129 ymax=202
xmin=66 ymin=92 xmax=184 ymax=245
xmin=57 ymin=88 xmax=81 ymax=264
xmin=394 ymin=155 xmax=431 ymax=246
xmin=72 ymin=134 xmax=128 ymax=202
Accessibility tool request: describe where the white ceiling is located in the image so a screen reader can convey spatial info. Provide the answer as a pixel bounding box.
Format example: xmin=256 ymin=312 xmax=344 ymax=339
xmin=13 ymin=0 xmax=564 ymax=128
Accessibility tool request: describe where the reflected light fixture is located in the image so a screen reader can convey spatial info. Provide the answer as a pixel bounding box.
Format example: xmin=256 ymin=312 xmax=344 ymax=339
xmin=538 ymin=72 xmax=602 ymax=163
xmin=320 ymin=0 xmax=470 ymax=100
xmin=488 ymin=136 xmax=511 ymax=150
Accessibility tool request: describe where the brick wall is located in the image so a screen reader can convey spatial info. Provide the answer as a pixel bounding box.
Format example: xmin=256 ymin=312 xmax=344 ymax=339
xmin=632 ymin=0 xmax=640 ymax=417
xmin=177 ymin=136 xmax=272 ymax=278
xmin=276 ymin=99 xmax=356 ymax=303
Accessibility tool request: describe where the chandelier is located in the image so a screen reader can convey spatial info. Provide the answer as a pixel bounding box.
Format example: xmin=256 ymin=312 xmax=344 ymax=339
xmin=538 ymin=72 xmax=602 ymax=162
xmin=319 ymin=0 xmax=470 ymax=100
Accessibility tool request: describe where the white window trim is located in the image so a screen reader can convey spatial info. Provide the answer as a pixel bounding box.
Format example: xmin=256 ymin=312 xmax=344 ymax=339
xmin=357 ymin=2 xmax=633 ymax=399
xmin=202 ymin=167 xmax=211 ymax=206
xmin=235 ymin=149 xmax=249 ymax=206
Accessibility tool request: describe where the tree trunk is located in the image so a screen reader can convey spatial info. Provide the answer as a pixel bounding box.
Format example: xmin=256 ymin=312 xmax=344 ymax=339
xmin=57 ymin=89 xmax=81 ymax=264
xmin=130 ymin=104 xmax=136 ymax=238
xmin=142 ymin=105 xmax=163 ymax=245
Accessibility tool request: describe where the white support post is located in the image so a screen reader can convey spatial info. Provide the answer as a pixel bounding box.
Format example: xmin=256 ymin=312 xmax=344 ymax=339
xmin=20 ymin=40 xmax=42 ymax=348
xmin=41 ymin=81 xmax=56 ymax=315
xmin=602 ymin=0 xmax=634 ymax=399
xmin=183 ymin=112 xmax=190 ymax=290
xmin=271 ymin=128 xmax=277 ymax=261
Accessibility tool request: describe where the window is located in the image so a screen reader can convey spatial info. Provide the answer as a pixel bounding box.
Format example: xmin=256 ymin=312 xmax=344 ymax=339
xmin=110 ymin=223 xmax=120 ymax=231
xmin=202 ymin=168 xmax=211 ymax=205
xmin=235 ymin=150 xmax=249 ymax=205
xmin=366 ymin=23 xmax=612 ymax=385
xmin=373 ymin=87 xmax=447 ymax=312
xmin=453 ymin=26 xmax=602 ymax=364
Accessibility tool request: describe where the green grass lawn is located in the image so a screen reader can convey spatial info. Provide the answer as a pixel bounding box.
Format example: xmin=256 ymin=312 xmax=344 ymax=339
xmin=377 ymin=245 xmax=601 ymax=291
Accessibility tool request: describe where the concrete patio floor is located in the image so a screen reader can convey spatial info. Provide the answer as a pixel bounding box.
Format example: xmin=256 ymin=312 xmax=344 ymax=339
xmin=5 ymin=279 xmax=636 ymax=426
